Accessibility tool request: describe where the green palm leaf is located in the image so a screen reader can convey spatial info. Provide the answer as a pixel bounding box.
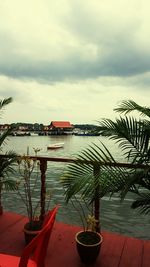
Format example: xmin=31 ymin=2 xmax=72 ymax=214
xmin=0 ymin=97 xmax=13 ymax=110
xmin=0 ymin=97 xmax=18 ymax=198
xmin=114 ymin=100 xmax=150 ymax=118
xmin=0 ymin=151 xmax=18 ymax=190
xmin=131 ymin=193 xmax=150 ymax=214
xmin=99 ymin=117 xmax=150 ymax=164
xmin=62 ymin=142 xmax=129 ymax=203
xmin=0 ymin=126 xmax=15 ymax=148
xmin=1 ymin=179 xmax=18 ymax=191
xmin=63 ymin=98 xmax=150 ymax=220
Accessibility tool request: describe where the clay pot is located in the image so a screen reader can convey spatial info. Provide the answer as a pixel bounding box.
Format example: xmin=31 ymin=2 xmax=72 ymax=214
xmin=75 ymin=231 xmax=103 ymax=264
xmin=23 ymin=220 xmax=42 ymax=245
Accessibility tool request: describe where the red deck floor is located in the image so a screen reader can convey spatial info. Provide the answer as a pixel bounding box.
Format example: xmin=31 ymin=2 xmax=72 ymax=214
xmin=0 ymin=212 xmax=149 ymax=267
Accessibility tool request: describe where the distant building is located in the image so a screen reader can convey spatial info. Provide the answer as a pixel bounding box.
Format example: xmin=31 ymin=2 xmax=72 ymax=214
xmin=0 ymin=124 xmax=11 ymax=130
xmin=49 ymin=121 xmax=74 ymax=135
xmin=18 ymin=125 xmax=28 ymax=131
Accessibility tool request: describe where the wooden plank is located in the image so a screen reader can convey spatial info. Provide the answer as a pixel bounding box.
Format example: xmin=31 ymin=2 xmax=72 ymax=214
xmin=98 ymin=231 xmax=126 ymax=267
xmin=0 ymin=212 xmax=150 ymax=267
xmin=0 ymin=212 xmax=25 ymax=234
xmin=47 ymin=224 xmax=126 ymax=267
xmin=142 ymin=240 xmax=150 ymax=267
xmin=119 ymin=237 xmax=143 ymax=267
xmin=0 ymin=213 xmax=27 ymax=256
xmin=46 ymin=222 xmax=83 ymax=267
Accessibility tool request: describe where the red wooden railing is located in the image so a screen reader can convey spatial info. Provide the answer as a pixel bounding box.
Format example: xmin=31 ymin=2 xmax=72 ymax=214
xmin=0 ymin=154 xmax=149 ymax=231
xmin=0 ymin=155 xmax=75 ymax=217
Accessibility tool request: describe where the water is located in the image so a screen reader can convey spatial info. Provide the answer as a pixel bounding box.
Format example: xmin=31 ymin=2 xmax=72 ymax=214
xmin=2 ymin=135 xmax=150 ymax=240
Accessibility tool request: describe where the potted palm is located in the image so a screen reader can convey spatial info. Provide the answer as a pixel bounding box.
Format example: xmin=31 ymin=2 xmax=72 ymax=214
xmin=61 ymin=143 xmax=122 ymax=264
xmin=62 ymin=101 xmax=150 ymax=263
xmin=75 ymin=215 xmax=102 ymax=264
xmin=0 ymin=97 xmax=18 ymax=214
xmin=71 ymin=197 xmax=103 ymax=264
xmin=62 ymin=99 xmax=150 ymax=262
xmin=16 ymin=148 xmax=51 ymax=244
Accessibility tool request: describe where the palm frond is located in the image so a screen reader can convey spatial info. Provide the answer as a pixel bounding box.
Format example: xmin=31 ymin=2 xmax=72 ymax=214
xmin=63 ymin=99 xmax=150 ymax=216
xmin=0 ymin=97 xmax=18 ymax=199
xmin=114 ymin=100 xmax=150 ymax=118
xmin=62 ymin=142 xmax=130 ymax=203
xmin=0 ymin=126 xmax=15 ymax=148
xmin=119 ymin=169 xmax=149 ymax=200
xmin=1 ymin=179 xmax=18 ymax=191
xmin=0 ymin=151 xmax=18 ymax=178
xmin=99 ymin=117 xmax=150 ymax=163
xmin=131 ymin=193 xmax=150 ymax=214
xmin=0 ymin=97 xmax=13 ymax=110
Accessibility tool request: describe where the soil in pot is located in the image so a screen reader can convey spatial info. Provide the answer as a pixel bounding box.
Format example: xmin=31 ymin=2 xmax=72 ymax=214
xmin=75 ymin=231 xmax=102 ymax=264
xmin=24 ymin=220 xmax=43 ymax=245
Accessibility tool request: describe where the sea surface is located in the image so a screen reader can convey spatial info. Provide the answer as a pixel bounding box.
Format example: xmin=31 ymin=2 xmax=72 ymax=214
xmin=2 ymin=135 xmax=150 ymax=240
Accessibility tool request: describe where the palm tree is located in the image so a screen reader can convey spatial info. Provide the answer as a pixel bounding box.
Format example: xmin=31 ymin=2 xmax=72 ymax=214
xmin=62 ymin=100 xmax=150 ymax=233
xmin=62 ymin=140 xmax=132 ymax=232
xmin=98 ymin=100 xmax=150 ymax=214
xmin=0 ymin=97 xmax=18 ymax=214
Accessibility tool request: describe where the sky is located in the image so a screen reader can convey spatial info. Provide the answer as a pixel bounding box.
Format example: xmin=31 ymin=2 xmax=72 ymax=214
xmin=0 ymin=0 xmax=150 ymax=125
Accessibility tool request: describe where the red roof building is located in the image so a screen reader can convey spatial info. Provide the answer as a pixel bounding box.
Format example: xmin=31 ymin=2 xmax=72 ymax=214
xmin=50 ymin=121 xmax=73 ymax=128
xmin=49 ymin=121 xmax=73 ymax=135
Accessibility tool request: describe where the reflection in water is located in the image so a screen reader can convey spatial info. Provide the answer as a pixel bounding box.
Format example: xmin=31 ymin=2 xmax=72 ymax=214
xmin=2 ymin=135 xmax=150 ymax=239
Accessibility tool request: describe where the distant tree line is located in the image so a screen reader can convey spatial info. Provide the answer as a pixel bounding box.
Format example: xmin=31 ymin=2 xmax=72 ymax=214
xmin=10 ymin=122 xmax=44 ymax=131
xmin=74 ymin=124 xmax=99 ymax=131
xmin=1 ymin=122 xmax=103 ymax=133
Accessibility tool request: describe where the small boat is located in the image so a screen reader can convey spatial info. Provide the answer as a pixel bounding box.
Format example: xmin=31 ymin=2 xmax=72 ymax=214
xmin=74 ymin=131 xmax=100 ymax=136
xmin=47 ymin=142 xmax=64 ymax=150
xmin=30 ymin=132 xmax=39 ymax=136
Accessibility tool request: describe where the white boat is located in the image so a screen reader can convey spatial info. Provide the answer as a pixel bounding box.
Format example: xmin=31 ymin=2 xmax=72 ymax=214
xmin=30 ymin=132 xmax=39 ymax=136
xmin=47 ymin=142 xmax=64 ymax=150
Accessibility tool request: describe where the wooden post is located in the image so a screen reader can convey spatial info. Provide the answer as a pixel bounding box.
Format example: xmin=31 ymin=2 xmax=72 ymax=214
xmin=0 ymin=179 xmax=3 ymax=215
xmin=93 ymin=164 xmax=101 ymax=233
xmin=39 ymin=159 xmax=47 ymax=222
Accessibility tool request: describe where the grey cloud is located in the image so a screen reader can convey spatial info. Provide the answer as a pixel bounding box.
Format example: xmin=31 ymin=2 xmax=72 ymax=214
xmin=121 ymin=73 xmax=150 ymax=89
xmin=0 ymin=2 xmax=150 ymax=83
xmin=0 ymin=88 xmax=18 ymax=99
xmin=103 ymin=46 xmax=150 ymax=77
xmin=0 ymin=28 xmax=149 ymax=82
xmin=0 ymin=47 xmax=150 ymax=83
xmin=0 ymin=85 xmax=32 ymax=105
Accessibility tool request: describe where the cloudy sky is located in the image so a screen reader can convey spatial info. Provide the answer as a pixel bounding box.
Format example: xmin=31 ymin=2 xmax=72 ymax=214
xmin=0 ymin=0 xmax=150 ymax=125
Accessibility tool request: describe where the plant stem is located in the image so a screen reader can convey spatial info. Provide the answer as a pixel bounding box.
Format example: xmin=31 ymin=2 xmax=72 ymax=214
xmin=93 ymin=164 xmax=100 ymax=233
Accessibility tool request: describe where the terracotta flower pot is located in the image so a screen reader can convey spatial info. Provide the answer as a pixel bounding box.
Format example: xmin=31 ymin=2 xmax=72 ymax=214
xmin=23 ymin=221 xmax=42 ymax=245
xmin=75 ymin=231 xmax=103 ymax=264
xmin=0 ymin=206 xmax=3 ymax=215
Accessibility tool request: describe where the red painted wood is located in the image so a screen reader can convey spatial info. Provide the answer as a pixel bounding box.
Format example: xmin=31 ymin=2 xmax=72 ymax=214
xmin=0 ymin=218 xmax=27 ymax=255
xmin=1 ymin=154 xmax=149 ymax=169
xmin=0 ymin=212 xmax=149 ymax=267
xmin=0 ymin=207 xmax=58 ymax=267
xmin=97 ymin=231 xmax=126 ymax=267
xmin=39 ymin=159 xmax=47 ymax=221
xmin=46 ymin=222 xmax=82 ymax=267
xmin=142 ymin=240 xmax=150 ymax=267
xmin=119 ymin=237 xmax=143 ymax=267
xmin=0 ymin=212 xmax=25 ymax=234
